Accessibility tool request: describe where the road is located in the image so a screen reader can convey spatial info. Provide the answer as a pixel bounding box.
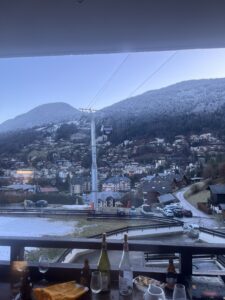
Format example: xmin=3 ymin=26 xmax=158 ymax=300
xmin=175 ymin=188 xmax=219 ymax=228
xmin=175 ymin=188 xmax=207 ymax=218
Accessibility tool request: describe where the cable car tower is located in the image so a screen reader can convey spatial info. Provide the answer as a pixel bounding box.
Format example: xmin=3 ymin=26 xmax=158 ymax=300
xmin=80 ymin=108 xmax=98 ymax=211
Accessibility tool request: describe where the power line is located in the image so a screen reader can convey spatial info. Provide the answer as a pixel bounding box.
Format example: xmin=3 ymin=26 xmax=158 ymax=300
xmin=87 ymin=53 xmax=131 ymax=109
xmin=128 ymin=51 xmax=177 ymax=98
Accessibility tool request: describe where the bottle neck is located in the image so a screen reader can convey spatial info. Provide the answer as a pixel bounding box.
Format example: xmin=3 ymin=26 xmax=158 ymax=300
xmin=168 ymin=262 xmax=176 ymax=273
xmin=102 ymin=241 xmax=107 ymax=251
xmin=123 ymin=241 xmax=129 ymax=252
xmin=101 ymin=234 xmax=107 ymax=251
xmin=119 ymin=241 xmax=131 ymax=269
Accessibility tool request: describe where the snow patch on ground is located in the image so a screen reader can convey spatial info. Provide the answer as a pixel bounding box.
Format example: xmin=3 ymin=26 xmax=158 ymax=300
xmin=0 ymin=216 xmax=78 ymax=260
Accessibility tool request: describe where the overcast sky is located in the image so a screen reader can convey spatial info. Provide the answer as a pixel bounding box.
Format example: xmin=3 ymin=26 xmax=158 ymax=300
xmin=1 ymin=48 xmax=225 ymax=123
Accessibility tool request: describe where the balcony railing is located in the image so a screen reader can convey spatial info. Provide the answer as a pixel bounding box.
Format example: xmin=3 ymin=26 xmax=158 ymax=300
xmin=0 ymin=236 xmax=225 ymax=283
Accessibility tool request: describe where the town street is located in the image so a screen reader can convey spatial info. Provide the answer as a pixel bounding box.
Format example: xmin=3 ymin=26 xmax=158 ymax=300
xmin=175 ymin=188 xmax=219 ymax=228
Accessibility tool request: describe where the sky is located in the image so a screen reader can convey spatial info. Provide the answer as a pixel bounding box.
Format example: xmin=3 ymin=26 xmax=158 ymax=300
xmin=1 ymin=48 xmax=225 ymax=123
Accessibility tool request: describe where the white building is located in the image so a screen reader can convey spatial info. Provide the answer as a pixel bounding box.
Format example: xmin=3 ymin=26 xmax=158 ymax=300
xmin=102 ymin=176 xmax=131 ymax=192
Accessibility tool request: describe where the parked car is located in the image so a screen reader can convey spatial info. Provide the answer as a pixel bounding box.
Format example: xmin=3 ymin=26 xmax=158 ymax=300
xmin=141 ymin=204 xmax=152 ymax=212
xmin=24 ymin=199 xmax=35 ymax=208
xmin=141 ymin=204 xmax=153 ymax=217
xmin=173 ymin=209 xmax=183 ymax=218
xmin=155 ymin=207 xmax=163 ymax=213
xmin=182 ymin=209 xmax=193 ymax=217
xmin=129 ymin=206 xmax=137 ymax=216
xmin=117 ymin=209 xmax=126 ymax=217
xmin=35 ymin=200 xmax=48 ymax=208
xmin=165 ymin=203 xmax=182 ymax=211
xmin=163 ymin=210 xmax=174 ymax=218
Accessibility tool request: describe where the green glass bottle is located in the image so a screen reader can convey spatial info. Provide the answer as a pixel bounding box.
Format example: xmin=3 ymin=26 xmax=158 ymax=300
xmin=97 ymin=233 xmax=111 ymax=292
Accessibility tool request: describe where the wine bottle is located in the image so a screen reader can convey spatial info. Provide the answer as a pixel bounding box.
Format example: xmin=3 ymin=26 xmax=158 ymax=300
xmin=97 ymin=233 xmax=111 ymax=292
xmin=166 ymin=258 xmax=177 ymax=289
xmin=20 ymin=268 xmax=33 ymax=300
xmin=119 ymin=233 xmax=133 ymax=296
xmin=80 ymin=258 xmax=91 ymax=288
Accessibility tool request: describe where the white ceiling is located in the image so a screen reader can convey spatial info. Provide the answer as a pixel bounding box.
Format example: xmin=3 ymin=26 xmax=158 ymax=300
xmin=1 ymin=0 xmax=225 ymax=57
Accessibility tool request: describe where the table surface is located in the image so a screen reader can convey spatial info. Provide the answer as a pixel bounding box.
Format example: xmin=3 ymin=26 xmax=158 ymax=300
xmin=1 ymin=281 xmax=176 ymax=300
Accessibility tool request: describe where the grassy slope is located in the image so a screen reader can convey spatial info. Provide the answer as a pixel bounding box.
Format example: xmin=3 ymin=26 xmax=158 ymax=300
xmin=184 ymin=190 xmax=210 ymax=208
xmin=184 ymin=180 xmax=210 ymax=208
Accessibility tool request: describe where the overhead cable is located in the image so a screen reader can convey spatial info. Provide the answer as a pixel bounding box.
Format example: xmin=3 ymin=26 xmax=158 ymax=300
xmin=128 ymin=51 xmax=177 ymax=98
xmin=87 ymin=53 xmax=131 ymax=109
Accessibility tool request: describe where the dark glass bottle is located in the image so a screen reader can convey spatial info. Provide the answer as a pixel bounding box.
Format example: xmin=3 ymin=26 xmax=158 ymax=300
xmin=80 ymin=258 xmax=91 ymax=288
xmin=166 ymin=258 xmax=177 ymax=289
xmin=20 ymin=269 xmax=33 ymax=300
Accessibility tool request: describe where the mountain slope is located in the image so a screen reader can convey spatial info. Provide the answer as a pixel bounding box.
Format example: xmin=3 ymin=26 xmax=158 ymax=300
xmin=2 ymin=78 xmax=225 ymax=136
xmin=0 ymin=102 xmax=81 ymax=133
xmin=98 ymin=78 xmax=225 ymax=142
xmin=99 ymin=78 xmax=225 ymax=119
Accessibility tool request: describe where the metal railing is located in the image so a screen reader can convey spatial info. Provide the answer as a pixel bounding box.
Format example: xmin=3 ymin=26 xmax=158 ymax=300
xmin=0 ymin=236 xmax=224 ymax=278
xmin=200 ymin=227 xmax=225 ymax=238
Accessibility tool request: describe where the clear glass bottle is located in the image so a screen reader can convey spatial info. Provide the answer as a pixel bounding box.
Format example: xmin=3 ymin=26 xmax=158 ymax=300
xmin=119 ymin=233 xmax=133 ymax=296
xmin=97 ymin=233 xmax=111 ymax=293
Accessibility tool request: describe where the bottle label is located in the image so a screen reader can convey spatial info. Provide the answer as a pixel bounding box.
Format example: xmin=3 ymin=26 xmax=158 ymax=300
xmin=123 ymin=271 xmax=133 ymax=281
xmin=119 ymin=271 xmax=133 ymax=295
xmin=101 ymin=273 xmax=109 ymax=291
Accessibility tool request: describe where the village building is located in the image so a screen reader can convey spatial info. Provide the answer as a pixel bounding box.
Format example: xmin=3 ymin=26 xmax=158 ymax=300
xmin=0 ymin=184 xmax=37 ymax=203
xmin=12 ymin=169 xmax=34 ymax=184
xmin=158 ymin=193 xmax=177 ymax=205
xmin=87 ymin=191 xmax=123 ymax=208
xmin=70 ymin=175 xmax=91 ymax=195
xmin=102 ymin=176 xmax=131 ymax=192
xmin=141 ymin=180 xmax=173 ymax=204
xmin=208 ymin=184 xmax=225 ymax=210
xmin=0 ymin=184 xmax=36 ymax=195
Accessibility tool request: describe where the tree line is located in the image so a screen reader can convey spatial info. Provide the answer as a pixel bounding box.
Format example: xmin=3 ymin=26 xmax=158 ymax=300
xmin=107 ymin=108 xmax=225 ymax=144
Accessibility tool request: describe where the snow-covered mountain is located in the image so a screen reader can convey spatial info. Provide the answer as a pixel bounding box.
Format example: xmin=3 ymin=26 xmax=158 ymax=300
xmin=0 ymin=102 xmax=81 ymax=133
xmin=2 ymin=78 xmax=225 ymax=135
xmin=99 ymin=78 xmax=225 ymax=120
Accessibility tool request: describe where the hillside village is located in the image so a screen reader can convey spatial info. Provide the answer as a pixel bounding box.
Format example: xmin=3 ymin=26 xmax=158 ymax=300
xmin=0 ymin=117 xmax=224 ymax=210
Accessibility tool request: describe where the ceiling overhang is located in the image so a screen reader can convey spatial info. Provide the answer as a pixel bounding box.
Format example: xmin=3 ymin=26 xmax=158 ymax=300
xmin=1 ymin=0 xmax=225 ymax=58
